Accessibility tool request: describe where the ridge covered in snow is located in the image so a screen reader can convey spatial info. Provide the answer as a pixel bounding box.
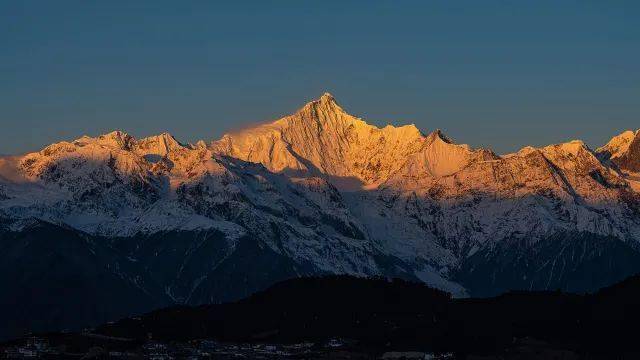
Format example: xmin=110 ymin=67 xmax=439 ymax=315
xmin=597 ymin=130 xmax=639 ymax=160
xmin=212 ymin=93 xmax=496 ymax=190
xmin=2 ymin=93 xmax=640 ymax=299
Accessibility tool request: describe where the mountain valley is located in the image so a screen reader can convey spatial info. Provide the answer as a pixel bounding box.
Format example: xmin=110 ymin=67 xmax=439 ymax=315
xmin=3 ymin=93 xmax=640 ymax=339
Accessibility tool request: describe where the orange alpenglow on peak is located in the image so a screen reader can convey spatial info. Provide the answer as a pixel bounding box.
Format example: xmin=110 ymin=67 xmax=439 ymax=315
xmin=209 ymin=93 xmax=487 ymax=188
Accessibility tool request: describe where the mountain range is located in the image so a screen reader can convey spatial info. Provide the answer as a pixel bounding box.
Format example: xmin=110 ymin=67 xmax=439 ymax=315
xmin=3 ymin=93 xmax=640 ymax=339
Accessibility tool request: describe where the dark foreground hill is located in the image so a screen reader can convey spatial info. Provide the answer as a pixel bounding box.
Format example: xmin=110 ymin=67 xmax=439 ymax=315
xmin=4 ymin=275 xmax=640 ymax=358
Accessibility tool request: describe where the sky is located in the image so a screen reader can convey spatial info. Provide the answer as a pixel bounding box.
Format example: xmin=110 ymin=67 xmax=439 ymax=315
xmin=1 ymin=1 xmax=639 ymax=155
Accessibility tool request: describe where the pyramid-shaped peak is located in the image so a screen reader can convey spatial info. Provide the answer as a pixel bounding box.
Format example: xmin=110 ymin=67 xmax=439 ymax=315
xmin=306 ymin=92 xmax=340 ymax=108
xmin=320 ymin=92 xmax=335 ymax=101
xmin=426 ymin=129 xmax=454 ymax=144
xmin=294 ymin=92 xmax=348 ymax=119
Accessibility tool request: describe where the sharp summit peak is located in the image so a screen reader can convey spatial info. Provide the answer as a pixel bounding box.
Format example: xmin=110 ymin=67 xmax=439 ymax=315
xmin=306 ymin=91 xmax=339 ymax=106
xmin=426 ymin=128 xmax=454 ymax=144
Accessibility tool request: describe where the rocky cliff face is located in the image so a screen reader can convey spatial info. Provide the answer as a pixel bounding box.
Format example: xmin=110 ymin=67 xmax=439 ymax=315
xmin=212 ymin=94 xmax=640 ymax=278
xmin=2 ymin=93 xmax=640 ymax=338
xmin=212 ymin=93 xmax=494 ymax=189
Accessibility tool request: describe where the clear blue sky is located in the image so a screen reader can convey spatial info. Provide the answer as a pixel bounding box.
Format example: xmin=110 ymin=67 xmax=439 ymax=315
xmin=2 ymin=1 xmax=639 ymax=154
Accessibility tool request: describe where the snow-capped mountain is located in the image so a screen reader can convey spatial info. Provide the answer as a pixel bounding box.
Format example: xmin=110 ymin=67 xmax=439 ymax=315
xmin=2 ymin=93 xmax=640 ymax=338
xmin=211 ymin=93 xmax=640 ymax=293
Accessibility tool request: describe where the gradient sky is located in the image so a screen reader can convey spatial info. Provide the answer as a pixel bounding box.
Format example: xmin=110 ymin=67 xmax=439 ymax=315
xmin=2 ymin=1 xmax=639 ymax=155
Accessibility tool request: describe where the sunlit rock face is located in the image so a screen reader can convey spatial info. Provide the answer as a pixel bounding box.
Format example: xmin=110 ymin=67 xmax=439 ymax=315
xmin=3 ymin=92 xmax=640 ymax=338
xmin=597 ymin=129 xmax=640 ymax=173
xmin=211 ymin=93 xmax=494 ymax=190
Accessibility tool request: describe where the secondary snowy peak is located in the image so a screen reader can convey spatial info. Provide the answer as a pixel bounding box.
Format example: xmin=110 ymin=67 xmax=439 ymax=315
xmin=509 ymin=139 xmax=623 ymax=192
xmin=134 ymin=132 xmax=186 ymax=158
xmin=70 ymin=131 xmax=186 ymax=157
xmin=8 ymin=130 xmax=215 ymax=225
xmin=75 ymin=130 xmax=136 ymax=150
xmin=411 ymin=129 xmax=488 ymax=177
xmin=596 ymin=130 xmax=640 ymax=173
xmin=211 ymin=93 xmax=487 ymax=189
xmin=17 ymin=131 xmax=193 ymax=181
xmin=597 ymin=130 xmax=639 ymax=160
xmin=536 ymin=140 xmax=602 ymax=173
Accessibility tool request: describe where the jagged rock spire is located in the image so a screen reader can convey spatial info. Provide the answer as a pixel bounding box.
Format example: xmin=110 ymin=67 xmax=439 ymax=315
xmin=294 ymin=92 xmax=345 ymax=119
xmin=209 ymin=93 xmax=486 ymax=187
xmin=426 ymin=129 xmax=455 ymax=144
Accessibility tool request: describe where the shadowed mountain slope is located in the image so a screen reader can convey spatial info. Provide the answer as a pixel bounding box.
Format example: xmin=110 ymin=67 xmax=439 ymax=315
xmin=3 ymin=94 xmax=640 ymax=341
